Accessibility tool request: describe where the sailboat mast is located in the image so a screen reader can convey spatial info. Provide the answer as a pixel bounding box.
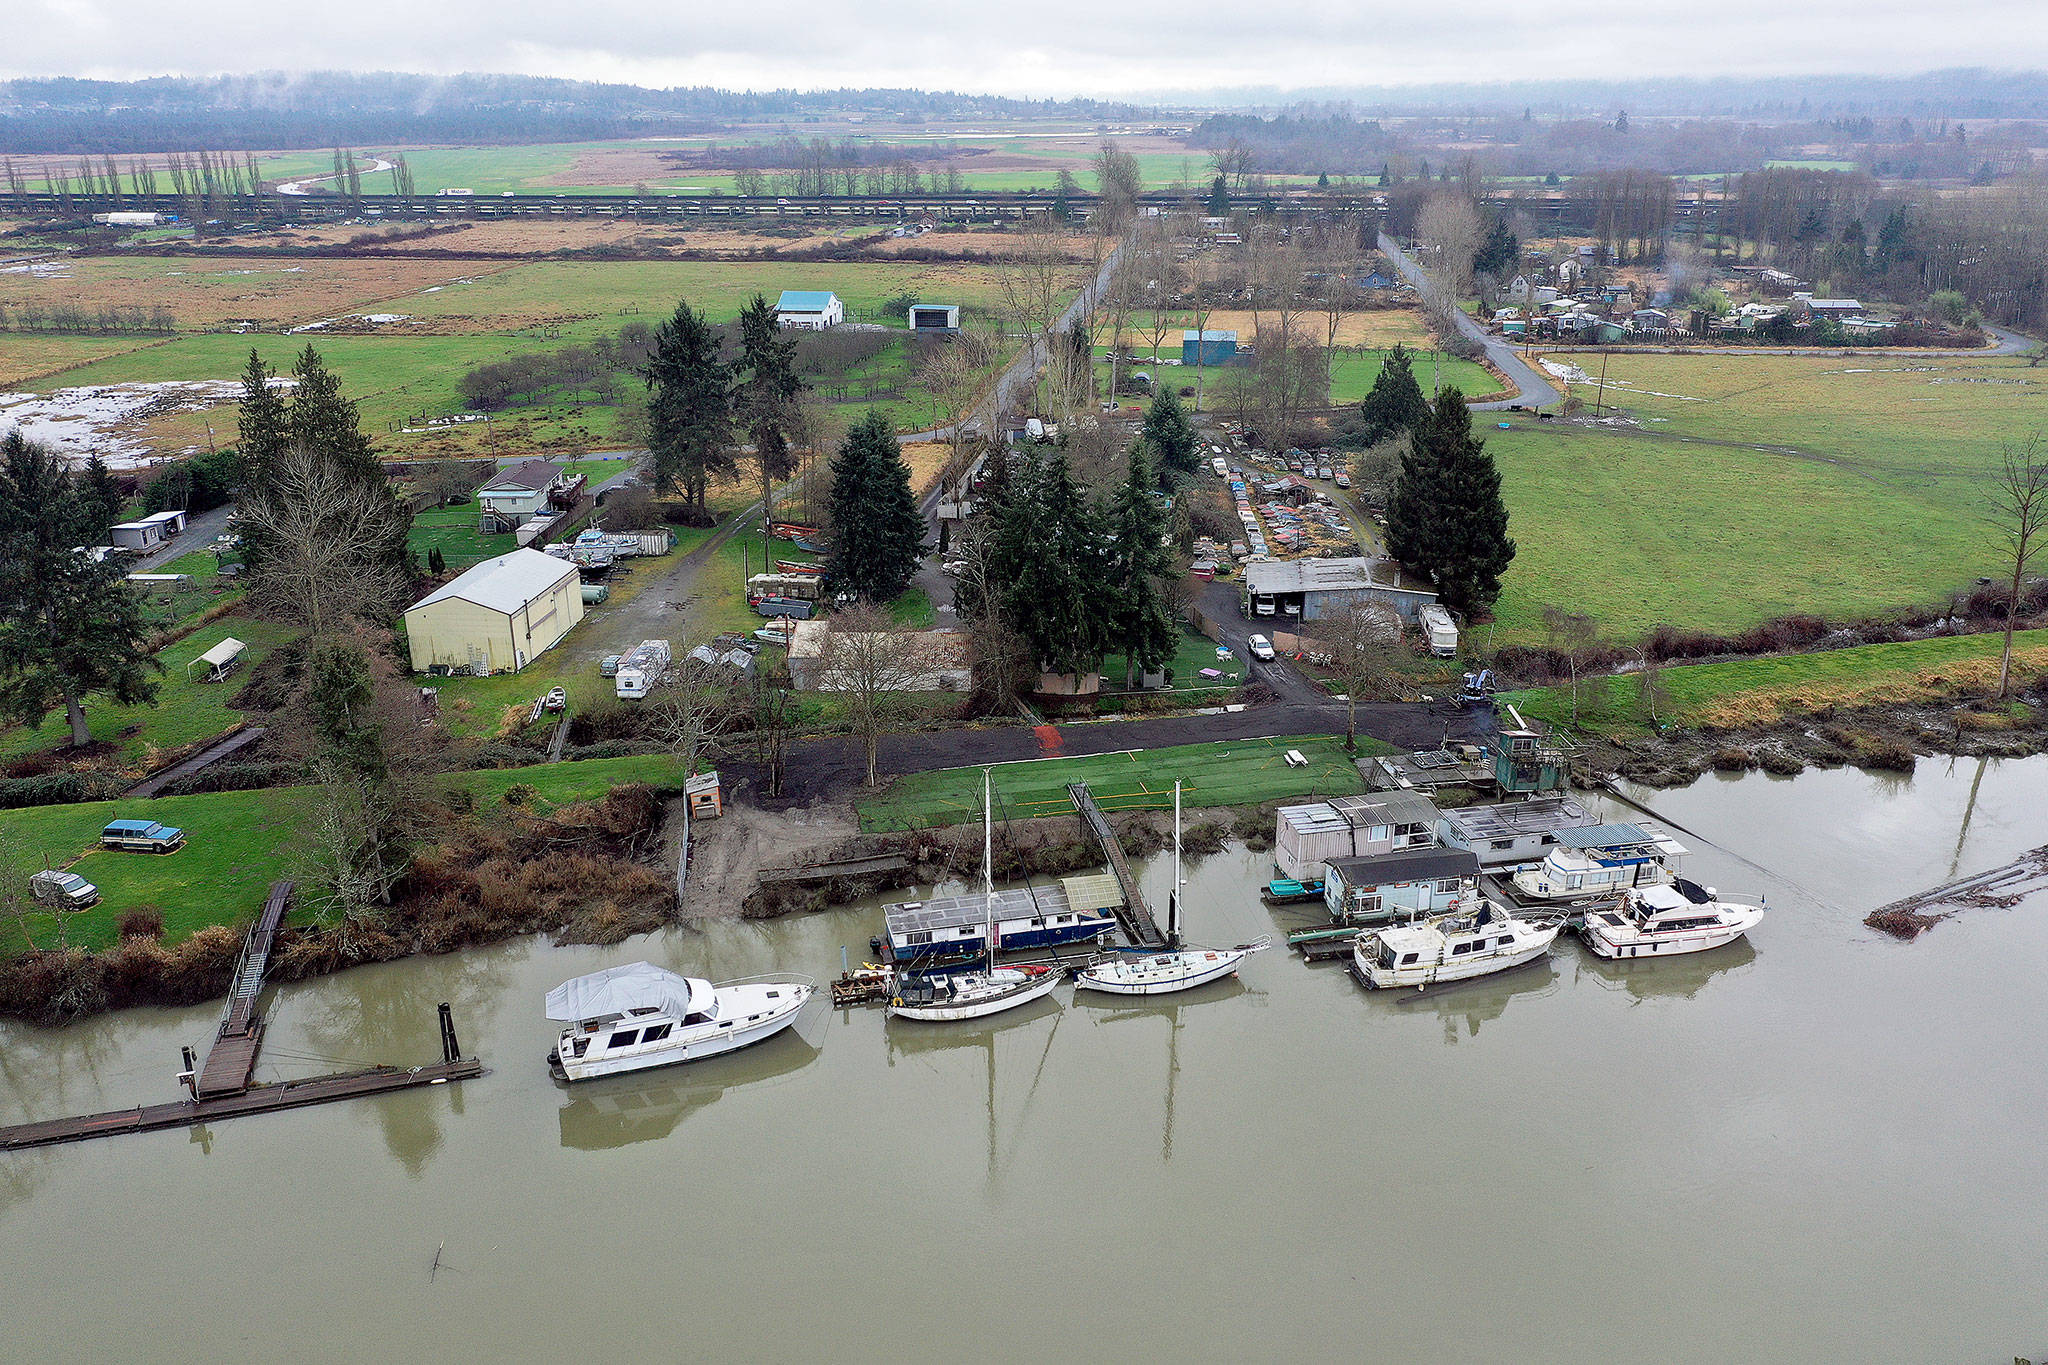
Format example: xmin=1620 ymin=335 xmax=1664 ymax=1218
xmin=983 ymin=768 xmax=996 ymax=969
xmin=1169 ymin=780 xmax=1182 ymax=946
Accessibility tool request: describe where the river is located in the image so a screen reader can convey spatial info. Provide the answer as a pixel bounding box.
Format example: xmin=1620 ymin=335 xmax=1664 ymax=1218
xmin=4 ymin=757 xmax=2047 ymax=1362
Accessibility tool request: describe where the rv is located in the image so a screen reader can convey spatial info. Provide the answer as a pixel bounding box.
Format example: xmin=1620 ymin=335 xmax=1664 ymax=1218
xmin=613 ymin=640 xmax=673 ymax=700
xmin=1419 ymin=605 xmax=1459 ymax=657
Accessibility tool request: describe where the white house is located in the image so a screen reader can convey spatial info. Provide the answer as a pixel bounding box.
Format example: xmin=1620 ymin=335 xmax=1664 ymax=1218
xmin=776 ymin=290 xmax=844 ymax=330
xmin=477 ymin=459 xmax=567 ymax=530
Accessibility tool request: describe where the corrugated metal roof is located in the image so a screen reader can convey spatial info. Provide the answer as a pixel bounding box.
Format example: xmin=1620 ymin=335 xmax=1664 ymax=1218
xmin=1442 ymin=797 xmax=1591 ymax=841
xmin=777 ymin=290 xmax=839 ymax=311
xmin=1550 ymin=822 xmax=1651 ymax=849
xmin=1330 ymin=791 xmax=1440 ymax=827
xmin=1326 ymin=846 xmax=1478 ymax=885
xmin=407 ymin=547 xmax=578 ymax=617
xmin=1060 ymin=873 xmax=1124 ymax=913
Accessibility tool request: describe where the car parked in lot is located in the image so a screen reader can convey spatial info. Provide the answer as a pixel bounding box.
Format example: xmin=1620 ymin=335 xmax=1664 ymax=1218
xmin=100 ymin=819 xmax=184 ymax=853
xmin=1248 ymin=634 xmax=1276 ymax=661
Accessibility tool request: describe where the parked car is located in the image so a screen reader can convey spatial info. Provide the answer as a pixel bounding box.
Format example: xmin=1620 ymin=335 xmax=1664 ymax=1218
xmin=755 ymin=620 xmax=797 ymax=645
xmin=29 ymin=870 xmax=99 ymax=909
xmin=1334 ymin=472 xmax=1352 ymax=489
xmin=100 ymin=819 xmax=184 ymax=854
xmin=1248 ymin=634 xmax=1276 ymax=661
xmin=599 ymin=654 xmax=623 ymax=677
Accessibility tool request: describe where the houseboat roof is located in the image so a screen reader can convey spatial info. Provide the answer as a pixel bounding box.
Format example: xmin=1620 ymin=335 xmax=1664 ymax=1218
xmin=1441 ymin=796 xmax=1591 ymax=842
xmin=1329 ymin=791 xmax=1441 ymax=828
xmin=545 ymin=962 xmax=710 ymax=1022
xmin=1325 ymin=846 xmax=1479 ymax=887
xmin=883 ymin=881 xmax=1107 ymax=937
xmin=1551 ymin=822 xmax=1687 ymax=856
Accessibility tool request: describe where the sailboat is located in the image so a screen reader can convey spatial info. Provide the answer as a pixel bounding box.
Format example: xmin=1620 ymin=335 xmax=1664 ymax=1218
xmin=1076 ymin=782 xmax=1270 ymax=997
xmin=887 ymin=770 xmax=1064 ymax=1023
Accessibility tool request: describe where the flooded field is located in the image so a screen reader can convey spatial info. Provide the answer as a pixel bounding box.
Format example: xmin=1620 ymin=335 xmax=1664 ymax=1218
xmin=3 ymin=755 xmax=2046 ymax=1362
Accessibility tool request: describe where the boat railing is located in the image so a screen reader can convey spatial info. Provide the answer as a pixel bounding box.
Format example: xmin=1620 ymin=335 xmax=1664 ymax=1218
xmin=713 ymin=972 xmax=819 ymax=991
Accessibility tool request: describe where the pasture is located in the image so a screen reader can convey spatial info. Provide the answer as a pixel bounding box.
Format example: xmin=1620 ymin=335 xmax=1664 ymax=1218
xmin=1483 ymin=350 xmax=2048 ymax=642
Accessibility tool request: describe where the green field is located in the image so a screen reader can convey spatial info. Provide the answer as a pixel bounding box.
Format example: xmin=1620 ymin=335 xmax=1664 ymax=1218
xmin=856 ymin=735 xmax=1383 ymax=831
xmin=409 ymin=497 xmax=516 ymax=569
xmin=0 ymin=614 xmax=297 ymax=767
xmin=1099 ymin=629 xmax=1243 ymax=695
xmin=0 ymin=752 xmax=690 ymax=951
xmin=1501 ymin=629 xmax=2048 ymax=736
xmin=1484 ymin=350 xmax=2045 ymax=643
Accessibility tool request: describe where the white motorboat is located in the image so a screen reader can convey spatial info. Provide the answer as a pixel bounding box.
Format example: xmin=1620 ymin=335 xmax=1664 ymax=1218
xmin=1079 ymin=781 xmax=1270 ymax=997
xmin=546 ymin=962 xmax=812 ymax=1082
xmin=1509 ymin=823 xmax=1685 ymax=903
xmin=889 ymin=770 xmax=1068 ymax=1024
xmin=1352 ymin=901 xmax=1558 ymax=989
xmin=1579 ymin=880 xmax=1764 ymax=960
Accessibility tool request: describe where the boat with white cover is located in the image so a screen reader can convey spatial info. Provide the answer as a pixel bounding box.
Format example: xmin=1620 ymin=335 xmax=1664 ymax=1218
xmin=546 ymin=962 xmax=812 ymax=1082
xmin=1079 ymin=781 xmax=1269 ymax=997
xmin=1352 ymin=901 xmax=1558 ymax=989
xmin=888 ymin=770 xmax=1066 ymax=1023
xmin=1579 ymin=879 xmax=1764 ymax=959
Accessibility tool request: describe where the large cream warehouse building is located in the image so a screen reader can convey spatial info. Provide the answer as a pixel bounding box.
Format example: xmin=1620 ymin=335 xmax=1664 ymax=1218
xmin=404 ymin=548 xmax=585 ymax=674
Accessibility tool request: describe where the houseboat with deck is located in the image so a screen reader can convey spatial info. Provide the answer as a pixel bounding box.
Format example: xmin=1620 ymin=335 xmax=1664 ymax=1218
xmin=1510 ymin=822 xmax=1687 ymax=902
xmin=877 ymin=876 xmax=1120 ymax=966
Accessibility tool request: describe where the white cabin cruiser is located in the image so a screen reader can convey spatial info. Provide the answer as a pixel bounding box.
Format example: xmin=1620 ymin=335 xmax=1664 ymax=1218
xmin=1352 ymin=901 xmax=1558 ymax=989
xmin=1079 ymin=781 xmax=1270 ymax=997
xmin=546 ymin=962 xmax=812 ymax=1082
xmin=1579 ymin=880 xmax=1763 ymax=960
xmin=1510 ymin=822 xmax=1685 ymax=903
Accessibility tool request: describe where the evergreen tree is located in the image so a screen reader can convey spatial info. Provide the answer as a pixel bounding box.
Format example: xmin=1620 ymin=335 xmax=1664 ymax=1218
xmin=642 ymin=300 xmax=734 ymax=517
xmin=1415 ymin=387 xmax=1515 ymax=617
xmin=80 ymin=454 xmax=123 ymax=534
xmin=735 ymin=293 xmax=804 ymax=525
xmin=1207 ymin=175 xmax=1229 ymax=217
xmin=287 ymin=345 xmax=378 ymax=480
xmin=427 ymin=546 xmax=446 ymax=575
xmin=1105 ymin=448 xmax=1178 ymax=688
xmin=825 ymin=411 xmax=924 ymax=603
xmin=1474 ymin=217 xmax=1519 ymax=278
xmin=1317 ymin=170 xmax=1330 ymax=189
xmin=1358 ymin=344 xmax=1432 ymax=447
xmin=1141 ymin=384 xmax=1201 ymax=475
xmin=0 ymin=432 xmax=161 ymax=747
xmin=1004 ymin=449 xmax=1111 ymax=681
xmin=236 ymin=347 xmax=288 ymax=486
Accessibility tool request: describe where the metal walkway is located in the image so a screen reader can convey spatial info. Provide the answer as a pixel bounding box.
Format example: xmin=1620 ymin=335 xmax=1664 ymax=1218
xmin=1066 ymin=783 xmax=1166 ymax=948
xmin=193 ymin=880 xmax=291 ymax=1098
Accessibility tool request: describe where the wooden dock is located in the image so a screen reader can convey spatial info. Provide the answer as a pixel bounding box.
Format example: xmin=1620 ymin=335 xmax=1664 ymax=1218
xmin=758 ymin=853 xmax=912 ymax=884
xmin=1067 ymin=782 xmax=1166 ymax=948
xmin=0 ymin=881 xmax=485 ymax=1152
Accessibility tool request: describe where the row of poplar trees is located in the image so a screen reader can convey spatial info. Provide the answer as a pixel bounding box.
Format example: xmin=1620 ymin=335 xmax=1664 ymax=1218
xmin=1363 ymin=346 xmax=1516 ymax=618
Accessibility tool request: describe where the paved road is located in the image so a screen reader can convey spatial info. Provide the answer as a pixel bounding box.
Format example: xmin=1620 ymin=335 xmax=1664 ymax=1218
xmin=1378 ymin=232 xmax=1561 ymax=412
xmin=129 ymin=502 xmax=237 ymax=571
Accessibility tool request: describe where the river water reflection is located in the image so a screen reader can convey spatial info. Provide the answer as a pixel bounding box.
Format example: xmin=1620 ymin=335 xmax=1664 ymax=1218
xmin=3 ymin=757 xmax=2047 ymax=1362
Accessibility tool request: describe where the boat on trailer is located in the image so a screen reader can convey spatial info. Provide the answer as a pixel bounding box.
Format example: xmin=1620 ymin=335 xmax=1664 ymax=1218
xmin=545 ymin=962 xmax=812 ymax=1082
xmin=1078 ymin=783 xmax=1269 ymax=997
xmin=1579 ymin=880 xmax=1763 ymax=959
xmin=888 ymin=771 xmax=1067 ymax=1024
xmin=1352 ymin=901 xmax=1558 ymax=989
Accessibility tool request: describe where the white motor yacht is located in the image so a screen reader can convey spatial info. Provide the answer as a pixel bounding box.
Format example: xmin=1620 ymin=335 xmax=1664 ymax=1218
xmin=1510 ymin=822 xmax=1686 ymax=903
xmin=546 ymin=962 xmax=812 ymax=1082
xmin=1579 ymin=880 xmax=1764 ymax=959
xmin=1352 ymin=901 xmax=1558 ymax=989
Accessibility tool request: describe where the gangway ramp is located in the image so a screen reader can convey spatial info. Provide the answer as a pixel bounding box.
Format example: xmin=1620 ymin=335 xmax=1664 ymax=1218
xmin=1066 ymin=783 xmax=1166 ymax=948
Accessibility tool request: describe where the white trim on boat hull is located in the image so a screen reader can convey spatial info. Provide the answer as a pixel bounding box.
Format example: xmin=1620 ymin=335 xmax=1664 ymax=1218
xmin=1354 ymin=926 xmax=1560 ymax=989
xmin=1581 ymin=910 xmax=1762 ymax=959
xmin=551 ymin=981 xmax=811 ymax=1082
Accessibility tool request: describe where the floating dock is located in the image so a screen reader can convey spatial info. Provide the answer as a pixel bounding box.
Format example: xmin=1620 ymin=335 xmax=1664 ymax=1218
xmin=0 ymin=881 xmax=484 ymax=1152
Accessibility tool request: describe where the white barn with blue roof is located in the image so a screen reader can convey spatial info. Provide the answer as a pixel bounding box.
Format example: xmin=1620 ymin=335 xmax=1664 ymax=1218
xmin=776 ymin=290 xmax=844 ymax=330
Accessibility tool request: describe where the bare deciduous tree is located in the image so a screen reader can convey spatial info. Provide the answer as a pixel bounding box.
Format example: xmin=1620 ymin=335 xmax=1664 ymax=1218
xmin=1417 ymin=192 xmax=1484 ymax=297
xmin=999 ymin=220 xmax=1087 ymax=419
xmin=1313 ymin=597 xmax=1405 ymax=753
xmin=812 ymin=602 xmax=956 ymax=787
xmin=1542 ymin=605 xmax=1601 ymax=723
xmin=236 ymin=443 xmax=412 ymax=637
xmin=1990 ymin=432 xmax=2048 ymax=698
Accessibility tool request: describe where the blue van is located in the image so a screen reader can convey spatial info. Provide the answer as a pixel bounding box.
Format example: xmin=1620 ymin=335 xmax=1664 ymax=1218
xmin=100 ymin=819 xmax=185 ymax=853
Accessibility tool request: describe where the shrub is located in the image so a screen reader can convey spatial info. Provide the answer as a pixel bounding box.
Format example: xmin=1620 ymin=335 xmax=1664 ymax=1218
xmin=116 ymin=907 xmax=165 ymax=940
xmin=502 ymin=782 xmax=539 ymax=807
xmin=0 ymin=772 xmax=125 ymax=809
xmin=159 ymin=760 xmax=299 ymax=797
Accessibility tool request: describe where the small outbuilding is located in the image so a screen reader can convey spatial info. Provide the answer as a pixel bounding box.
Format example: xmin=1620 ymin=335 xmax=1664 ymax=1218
xmin=109 ymin=512 xmax=185 ymax=552
xmin=776 ymin=290 xmax=844 ymax=330
xmin=1182 ymin=329 xmax=1239 ymax=366
xmin=907 ymin=303 xmax=961 ymax=333
xmin=404 ymin=547 xmax=585 ymax=675
xmin=785 ymin=621 xmax=972 ymax=692
xmin=187 ymin=636 xmax=247 ymax=683
xmin=1242 ymin=556 xmax=1438 ymax=624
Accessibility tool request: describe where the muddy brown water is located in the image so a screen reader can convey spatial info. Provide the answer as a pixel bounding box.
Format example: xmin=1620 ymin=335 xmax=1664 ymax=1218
xmin=4 ymin=756 xmax=2048 ymax=1362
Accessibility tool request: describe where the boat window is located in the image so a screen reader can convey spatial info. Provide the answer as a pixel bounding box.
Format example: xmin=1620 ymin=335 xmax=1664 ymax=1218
xmin=1031 ymin=917 xmax=1045 ymax=927
xmin=640 ymin=1022 xmax=673 ymax=1043
xmin=1398 ymin=953 xmax=1418 ymax=966
xmin=1434 ymin=878 xmax=1461 ymax=893
xmin=718 ymin=1021 xmax=733 ymax=1028
xmin=606 ymin=1030 xmax=640 ymax=1049
xmin=1490 ymin=839 xmax=1514 ymax=851
xmin=906 ymin=931 xmax=932 ymax=945
xmin=1450 ymin=941 xmax=1477 ymax=955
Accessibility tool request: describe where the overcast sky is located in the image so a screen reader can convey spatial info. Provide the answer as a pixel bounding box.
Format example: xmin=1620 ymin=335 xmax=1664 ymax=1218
xmin=10 ymin=0 xmax=2048 ymax=97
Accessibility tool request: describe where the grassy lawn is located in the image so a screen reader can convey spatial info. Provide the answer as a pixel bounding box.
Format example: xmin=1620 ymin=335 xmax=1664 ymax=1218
xmin=1501 ymin=629 xmax=2048 ymax=735
xmin=430 ymin=654 xmax=611 ymax=741
xmin=1327 ymin=349 xmax=1503 ymax=403
xmin=0 ymin=752 xmax=694 ymax=951
xmin=1483 ymin=350 xmax=2046 ymax=644
xmin=409 ymin=497 xmax=516 ymax=569
xmin=1100 ymin=628 xmax=1242 ymax=694
xmin=856 ymin=734 xmax=1384 ymax=831
xmin=0 ymin=614 xmax=298 ymax=768
xmin=889 ymin=588 xmax=937 ymax=628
